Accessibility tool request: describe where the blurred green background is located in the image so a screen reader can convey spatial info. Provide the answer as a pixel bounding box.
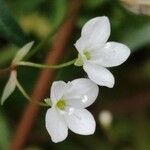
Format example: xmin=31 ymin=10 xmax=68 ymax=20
xmin=0 ymin=0 xmax=150 ymax=149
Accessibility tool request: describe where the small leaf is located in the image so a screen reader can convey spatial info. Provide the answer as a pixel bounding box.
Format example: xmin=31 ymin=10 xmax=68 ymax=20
xmin=1 ymin=71 xmax=17 ymax=105
xmin=12 ymin=41 xmax=34 ymax=64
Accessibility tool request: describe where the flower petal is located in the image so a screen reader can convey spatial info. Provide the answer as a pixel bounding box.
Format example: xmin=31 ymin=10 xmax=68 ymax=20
xmin=74 ymin=36 xmax=90 ymax=54
xmin=50 ymin=81 xmax=67 ymax=105
xmin=90 ymin=42 xmax=131 ymax=67
xmin=64 ymin=108 xmax=96 ymax=135
xmin=83 ymin=62 xmax=115 ymax=88
xmin=1 ymin=71 xmax=17 ymax=105
xmin=45 ymin=108 xmax=68 ymax=143
xmin=64 ymin=78 xmax=99 ymax=108
xmin=12 ymin=41 xmax=34 ymax=64
xmin=80 ymin=16 xmax=110 ymax=51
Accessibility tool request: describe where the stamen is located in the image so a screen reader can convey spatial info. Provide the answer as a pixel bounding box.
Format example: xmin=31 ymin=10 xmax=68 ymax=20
xmin=83 ymin=50 xmax=91 ymax=60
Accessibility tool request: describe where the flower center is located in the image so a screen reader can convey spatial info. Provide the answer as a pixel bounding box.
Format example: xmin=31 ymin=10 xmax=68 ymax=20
xmin=56 ymin=99 xmax=66 ymax=110
xmin=83 ymin=50 xmax=91 ymax=60
xmin=74 ymin=50 xmax=91 ymax=66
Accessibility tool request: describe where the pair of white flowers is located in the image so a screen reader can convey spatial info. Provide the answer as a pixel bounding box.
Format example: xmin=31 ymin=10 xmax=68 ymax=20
xmin=0 ymin=16 xmax=130 ymax=143
xmin=46 ymin=16 xmax=130 ymax=143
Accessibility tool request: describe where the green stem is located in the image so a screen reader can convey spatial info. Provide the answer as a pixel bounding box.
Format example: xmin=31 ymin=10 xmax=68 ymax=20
xmin=17 ymin=58 xmax=76 ymax=69
xmin=16 ymin=80 xmax=49 ymax=107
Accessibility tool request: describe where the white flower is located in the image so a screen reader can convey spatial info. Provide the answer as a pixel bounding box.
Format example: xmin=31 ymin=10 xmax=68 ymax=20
xmin=1 ymin=41 xmax=34 ymax=104
xmin=74 ymin=16 xmax=130 ymax=88
xmin=45 ymin=78 xmax=99 ymax=143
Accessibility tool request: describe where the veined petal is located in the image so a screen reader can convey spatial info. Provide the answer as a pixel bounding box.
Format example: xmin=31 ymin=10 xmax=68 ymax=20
xmin=90 ymin=42 xmax=131 ymax=67
xmin=64 ymin=108 xmax=96 ymax=135
xmin=83 ymin=62 xmax=115 ymax=88
xmin=81 ymin=16 xmax=110 ymax=50
xmin=45 ymin=108 xmax=68 ymax=143
xmin=1 ymin=71 xmax=17 ymax=105
xmin=50 ymin=81 xmax=67 ymax=105
xmin=12 ymin=41 xmax=34 ymax=64
xmin=64 ymin=78 xmax=99 ymax=108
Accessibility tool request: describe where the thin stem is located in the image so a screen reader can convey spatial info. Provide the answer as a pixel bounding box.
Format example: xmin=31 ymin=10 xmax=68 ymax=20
xmin=16 ymin=80 xmax=49 ymax=107
xmin=17 ymin=58 xmax=76 ymax=69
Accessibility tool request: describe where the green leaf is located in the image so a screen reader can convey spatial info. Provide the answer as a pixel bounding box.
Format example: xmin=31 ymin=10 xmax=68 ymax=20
xmin=1 ymin=71 xmax=17 ymax=105
xmin=0 ymin=0 xmax=30 ymax=46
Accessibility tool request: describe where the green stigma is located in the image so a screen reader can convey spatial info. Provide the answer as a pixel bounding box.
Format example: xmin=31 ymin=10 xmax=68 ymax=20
xmin=83 ymin=50 xmax=91 ymax=60
xmin=56 ymin=99 xmax=66 ymax=110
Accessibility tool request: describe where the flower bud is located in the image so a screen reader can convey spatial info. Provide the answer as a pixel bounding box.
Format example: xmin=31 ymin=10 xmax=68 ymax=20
xmin=98 ymin=110 xmax=113 ymax=129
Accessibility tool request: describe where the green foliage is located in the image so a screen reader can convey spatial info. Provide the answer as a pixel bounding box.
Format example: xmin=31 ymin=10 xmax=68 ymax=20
xmin=0 ymin=0 xmax=30 ymax=46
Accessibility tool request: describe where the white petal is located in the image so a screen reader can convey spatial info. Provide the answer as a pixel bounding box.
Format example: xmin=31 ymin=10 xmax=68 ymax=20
xmin=64 ymin=78 xmax=99 ymax=108
xmin=45 ymin=108 xmax=68 ymax=143
xmin=81 ymin=16 xmax=110 ymax=51
xmin=83 ymin=62 xmax=115 ymax=88
xmin=50 ymin=81 xmax=67 ymax=105
xmin=90 ymin=42 xmax=131 ymax=67
xmin=64 ymin=108 xmax=95 ymax=135
xmin=1 ymin=71 xmax=17 ymax=105
xmin=74 ymin=36 xmax=89 ymax=54
xmin=12 ymin=41 xmax=34 ymax=64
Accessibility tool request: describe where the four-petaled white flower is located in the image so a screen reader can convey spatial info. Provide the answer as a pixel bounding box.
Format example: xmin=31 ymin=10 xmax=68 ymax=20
xmin=74 ymin=16 xmax=130 ymax=88
xmin=45 ymin=78 xmax=99 ymax=143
